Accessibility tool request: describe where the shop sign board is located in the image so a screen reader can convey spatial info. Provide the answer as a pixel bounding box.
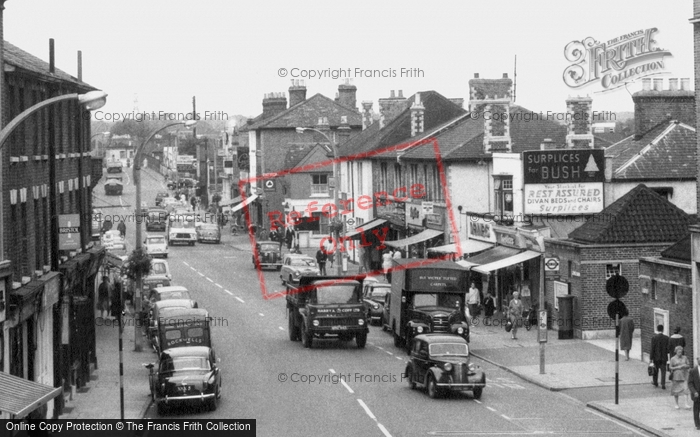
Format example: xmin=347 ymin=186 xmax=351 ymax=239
xmin=467 ymin=216 xmax=496 ymax=243
xmin=523 ymin=149 xmax=605 ymax=215
xmin=405 ymin=200 xmax=424 ymax=229
xmin=58 ymin=214 xmax=81 ymax=251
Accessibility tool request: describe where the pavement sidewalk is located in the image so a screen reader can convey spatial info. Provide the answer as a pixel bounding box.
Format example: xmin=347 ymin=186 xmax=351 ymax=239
xmin=468 ymin=314 xmax=698 ymax=437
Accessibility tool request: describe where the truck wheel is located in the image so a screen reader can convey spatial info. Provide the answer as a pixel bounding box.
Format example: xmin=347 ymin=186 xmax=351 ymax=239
xmin=473 ymin=387 xmax=483 ymax=400
xmin=288 ymin=315 xmax=299 ymax=341
xmin=406 ymin=366 xmax=416 ymax=389
xmin=356 ymin=332 xmax=367 ymax=348
xmin=393 ymin=330 xmax=402 ymax=348
xmin=302 ymin=328 xmax=313 ymax=348
xmin=427 ymin=374 xmax=440 ymax=399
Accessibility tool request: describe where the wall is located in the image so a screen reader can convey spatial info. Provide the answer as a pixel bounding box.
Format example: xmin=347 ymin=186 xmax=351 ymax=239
xmin=493 ymin=153 xmax=523 ymax=216
xmin=448 ymin=163 xmax=490 ymax=238
xmin=639 ymin=258 xmax=693 ymax=362
xmin=611 ymin=180 xmax=696 ymax=214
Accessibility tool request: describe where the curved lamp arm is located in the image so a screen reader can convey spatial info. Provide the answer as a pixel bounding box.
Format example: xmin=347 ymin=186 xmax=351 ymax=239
xmin=133 ymin=120 xmax=197 ymax=170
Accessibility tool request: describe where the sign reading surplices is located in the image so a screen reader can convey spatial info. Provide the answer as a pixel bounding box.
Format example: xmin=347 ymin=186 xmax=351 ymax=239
xmin=522 ymin=149 xmax=604 ymax=215
xmin=58 ymin=214 xmax=81 ymax=251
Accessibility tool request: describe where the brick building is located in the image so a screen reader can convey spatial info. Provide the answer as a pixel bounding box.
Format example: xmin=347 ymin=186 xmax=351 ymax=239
xmin=544 ymin=185 xmax=692 ymax=339
xmin=0 ymin=40 xmax=105 ymax=419
xmin=639 ymin=236 xmax=693 ymax=362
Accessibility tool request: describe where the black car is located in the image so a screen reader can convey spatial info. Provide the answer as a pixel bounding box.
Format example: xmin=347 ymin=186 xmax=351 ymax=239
xmin=252 ymin=241 xmax=282 ymax=270
xmin=145 ymin=346 xmax=221 ymax=415
xmin=362 ymin=280 xmax=391 ymax=326
xmin=404 ymin=334 xmax=485 ymax=399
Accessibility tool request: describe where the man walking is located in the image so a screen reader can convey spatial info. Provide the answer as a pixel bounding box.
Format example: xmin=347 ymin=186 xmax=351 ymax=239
xmin=316 ymin=248 xmax=327 ymax=275
xmin=650 ymin=324 xmax=670 ymax=389
xmin=688 ymin=356 xmax=700 ymax=430
xmin=117 ymin=221 xmax=126 ymax=239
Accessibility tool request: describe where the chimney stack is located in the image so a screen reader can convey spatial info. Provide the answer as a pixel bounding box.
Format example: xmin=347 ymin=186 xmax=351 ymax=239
xmin=288 ymin=79 xmax=307 ymax=107
xmin=361 ymin=101 xmax=374 ymax=130
xmin=410 ymin=93 xmax=425 ymax=137
xmin=653 ymin=78 xmax=663 ymax=91
xmin=337 ymin=79 xmax=357 ymax=110
xmin=262 ymin=92 xmax=287 ymax=119
xmin=633 ymin=78 xmax=694 ymax=139
xmin=669 ymin=78 xmax=679 ymax=91
xmin=378 ymin=90 xmax=408 ymax=129
xmin=681 ymin=78 xmax=691 ymax=91
xmin=468 ymin=74 xmax=512 ymax=152
xmin=565 ymin=96 xmax=594 ymax=148
xmin=337 ymin=115 xmax=351 ymax=145
xmin=642 ymin=78 xmax=651 ymax=91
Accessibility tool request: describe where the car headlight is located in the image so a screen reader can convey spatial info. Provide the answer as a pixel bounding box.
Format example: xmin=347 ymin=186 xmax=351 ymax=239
xmin=468 ymin=363 xmax=476 ymax=372
xmin=312 ymin=319 xmax=319 ymax=327
xmin=294 ymin=272 xmax=300 ymax=277
xmin=207 ymin=375 xmax=216 ymax=386
xmin=457 ymin=327 xmax=464 ymax=334
xmin=372 ymin=304 xmax=379 ymax=309
xmin=416 ymin=326 xmax=423 ymax=333
xmin=358 ymin=319 xmax=365 ymax=326
xmin=444 ymin=363 xmax=453 ymax=372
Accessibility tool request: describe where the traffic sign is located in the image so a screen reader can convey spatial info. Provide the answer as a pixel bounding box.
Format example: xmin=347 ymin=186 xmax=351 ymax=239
xmin=264 ymin=179 xmax=276 ymax=192
xmin=607 ymin=300 xmax=627 ymax=320
xmin=606 ymin=275 xmax=629 ymax=299
xmin=538 ymin=310 xmax=548 ymax=343
xmin=58 ymin=214 xmax=81 ymax=250
xmin=544 ymin=257 xmax=559 ymax=272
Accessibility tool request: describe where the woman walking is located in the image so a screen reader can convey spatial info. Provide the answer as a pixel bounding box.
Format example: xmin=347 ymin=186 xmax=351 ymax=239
xmin=508 ymin=291 xmax=523 ymax=340
xmin=669 ymin=345 xmax=692 ymax=409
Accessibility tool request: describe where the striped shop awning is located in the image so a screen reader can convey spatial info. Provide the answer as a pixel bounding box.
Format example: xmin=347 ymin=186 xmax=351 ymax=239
xmin=0 ymin=372 xmax=62 ymax=418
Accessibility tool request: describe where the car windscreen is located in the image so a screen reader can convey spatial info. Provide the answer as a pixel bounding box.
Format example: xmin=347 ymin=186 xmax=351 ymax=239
xmin=171 ymin=220 xmax=194 ymax=229
xmin=260 ymin=244 xmax=278 ymax=251
xmin=429 ymin=342 xmax=469 ymax=357
xmin=160 ymin=357 xmax=209 ymax=374
xmin=369 ymin=288 xmax=389 ymax=300
xmin=199 ymin=225 xmax=218 ymax=231
xmin=161 ymin=291 xmax=190 ymax=300
xmin=147 ymin=236 xmax=166 ymax=244
xmin=412 ymin=293 xmax=438 ymax=307
xmin=151 ymin=263 xmax=168 ymax=275
xmin=315 ymin=284 xmax=359 ymax=304
xmin=291 ymin=258 xmax=316 ymax=267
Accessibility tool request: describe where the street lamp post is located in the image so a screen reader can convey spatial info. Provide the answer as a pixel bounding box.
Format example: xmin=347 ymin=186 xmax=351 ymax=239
xmin=133 ymin=120 xmax=196 ymax=352
xmin=296 ymin=126 xmax=342 ymax=275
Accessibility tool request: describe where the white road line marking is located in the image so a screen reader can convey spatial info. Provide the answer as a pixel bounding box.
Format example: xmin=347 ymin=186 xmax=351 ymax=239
xmin=486 ymin=406 xmax=496 ymax=412
xmin=377 ymin=423 xmax=392 ymax=437
xmin=258 ymin=313 xmax=264 ymax=317
xmin=197 ymin=272 xmax=205 ymax=277
xmin=395 ymin=356 xmax=403 ymax=360
xmin=341 ymin=380 xmax=354 ymax=394
xmin=586 ymin=408 xmax=648 ymax=436
xmin=329 ymin=369 xmax=336 ymax=373
xmin=183 ymin=262 xmax=189 ymax=266
xmin=215 ymin=284 xmax=223 ymax=289
xmin=375 ymin=346 xmax=385 ymax=351
xmin=206 ymin=277 xmax=214 ymax=283
xmin=224 ymin=290 xmax=233 ymax=295
xmin=235 ymin=297 xmax=244 ymax=303
xmin=501 ymin=414 xmax=510 ymax=420
xmin=190 ymin=266 xmax=196 ymax=271
xmin=279 ymin=327 xmax=285 ymax=331
xmin=386 ymin=351 xmax=393 ymax=356
xmin=356 ymin=399 xmax=374 ymax=419
xmin=473 ymin=399 xmax=482 ymax=404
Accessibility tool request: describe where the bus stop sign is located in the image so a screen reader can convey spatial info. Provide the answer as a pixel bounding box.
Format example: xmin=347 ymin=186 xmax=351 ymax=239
xmin=606 ymin=275 xmax=629 ymax=299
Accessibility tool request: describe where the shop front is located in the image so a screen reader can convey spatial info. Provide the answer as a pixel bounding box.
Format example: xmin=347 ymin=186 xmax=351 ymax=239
xmin=384 ymin=200 xmax=446 ymax=258
xmin=345 ymin=218 xmax=390 ymax=272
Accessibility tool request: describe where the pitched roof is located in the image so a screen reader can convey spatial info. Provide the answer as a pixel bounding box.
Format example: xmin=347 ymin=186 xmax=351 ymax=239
xmin=605 ymin=121 xmax=696 ymax=180
xmin=244 ymin=93 xmax=362 ymax=131
xmin=442 ymin=105 xmax=568 ymax=161
xmin=4 ymin=41 xmax=94 ymax=90
xmin=659 ymin=234 xmax=691 ymax=263
xmin=568 ymin=184 xmax=691 ymax=244
xmin=338 ymin=90 xmax=465 ymax=158
xmin=283 ymin=143 xmax=317 ymax=169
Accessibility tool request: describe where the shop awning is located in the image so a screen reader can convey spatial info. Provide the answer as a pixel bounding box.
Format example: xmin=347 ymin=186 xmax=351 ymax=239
xmin=0 ymin=372 xmax=62 ymax=418
xmin=428 ymin=239 xmax=493 ymax=255
xmin=385 ymin=229 xmax=443 ymax=248
xmin=228 ymin=194 xmax=258 ymax=213
xmin=456 ymin=245 xmax=521 ymax=269
xmin=220 ymin=195 xmax=243 ymax=207
xmin=345 ymin=218 xmax=388 ymax=239
xmin=471 ymin=250 xmax=542 ymax=275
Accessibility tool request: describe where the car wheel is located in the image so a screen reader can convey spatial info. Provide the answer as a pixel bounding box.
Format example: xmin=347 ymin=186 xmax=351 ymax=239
xmin=473 ymin=387 xmax=483 ymax=400
xmin=406 ymin=366 xmax=416 ymax=390
xmin=207 ymin=391 xmax=218 ymax=411
xmin=302 ymin=327 xmax=313 ymax=349
xmin=288 ymin=315 xmax=300 ymax=341
xmin=356 ymin=332 xmax=367 ymax=348
xmin=427 ymin=374 xmax=440 ymax=399
xmin=156 ymin=401 xmax=168 ymax=416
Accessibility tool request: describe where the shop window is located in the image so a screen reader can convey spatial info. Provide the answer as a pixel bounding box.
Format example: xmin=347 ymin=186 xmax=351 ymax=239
xmin=605 ymin=264 xmax=621 ymax=279
xmin=312 ymin=212 xmax=329 ymax=235
xmin=651 ymin=279 xmax=657 ymax=300
xmin=671 ymin=284 xmax=678 ymax=304
xmin=310 ymin=174 xmax=329 ymax=196
xmin=493 ymin=176 xmax=513 ymax=215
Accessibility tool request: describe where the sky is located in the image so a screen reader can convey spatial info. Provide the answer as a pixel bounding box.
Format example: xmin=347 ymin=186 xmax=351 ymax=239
xmin=5 ymin=0 xmax=695 ymax=126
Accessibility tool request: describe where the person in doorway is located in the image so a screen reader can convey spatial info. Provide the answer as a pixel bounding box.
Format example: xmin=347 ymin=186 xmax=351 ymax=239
xmin=467 ymin=282 xmax=481 ymax=322
xmin=669 ymin=345 xmax=692 ymax=410
xmin=619 ymin=308 xmax=634 ymax=361
xmin=382 ymin=249 xmax=393 ymax=282
xmin=687 ymin=356 xmax=700 ymax=429
xmin=97 ymin=276 xmax=111 ymax=319
xmin=285 ymin=227 xmax=294 ymax=250
xmin=110 ymin=276 xmax=122 ymax=321
xmin=650 ymin=324 xmax=670 ymax=389
xmin=508 ymin=291 xmax=523 ymax=340
xmin=316 ymin=248 xmax=328 ymax=275
xmin=482 ymin=291 xmax=495 ymax=320
xmin=117 ymin=221 xmax=126 ymax=239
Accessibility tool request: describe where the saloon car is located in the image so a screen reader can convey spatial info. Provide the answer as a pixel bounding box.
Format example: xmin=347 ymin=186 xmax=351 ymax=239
xmin=148 ymin=299 xmax=197 ymax=348
xmin=404 ymin=334 xmax=485 ymax=399
xmin=252 ymin=241 xmax=282 ymax=270
xmin=150 ymin=259 xmax=172 ymax=280
xmin=104 ymin=179 xmax=123 ymax=195
xmin=362 ymin=279 xmax=391 ymax=326
xmin=196 ymin=223 xmax=221 ymax=244
xmin=145 ymin=346 xmax=221 ymax=414
xmin=280 ymin=254 xmax=319 ymax=285
xmin=108 ymin=240 xmax=129 ymax=261
xmin=146 ymin=209 xmax=168 ymax=232
xmin=140 ymin=283 xmax=185 ymax=323
xmin=155 ymin=192 xmax=169 ymax=206
xmin=167 ymin=215 xmax=197 ymax=246
xmin=145 ymin=235 xmax=168 ymax=258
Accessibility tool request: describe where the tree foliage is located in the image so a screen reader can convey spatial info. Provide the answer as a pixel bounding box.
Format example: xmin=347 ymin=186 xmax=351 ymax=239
xmin=122 ymin=247 xmax=152 ymax=281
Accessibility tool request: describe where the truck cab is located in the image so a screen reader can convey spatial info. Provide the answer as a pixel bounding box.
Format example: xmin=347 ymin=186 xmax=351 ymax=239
xmin=286 ymin=275 xmax=370 ymax=349
xmin=389 ymin=259 xmax=471 ymax=353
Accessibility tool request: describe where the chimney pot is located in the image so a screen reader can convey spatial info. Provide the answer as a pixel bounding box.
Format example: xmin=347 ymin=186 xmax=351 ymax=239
xmin=669 ymin=78 xmax=678 ymax=91
xmin=474 ymin=73 xmax=479 ymax=78
xmin=390 ymin=90 xmax=395 ymax=98
xmin=398 ymin=90 xmax=404 ymax=98
xmin=503 ymin=73 xmax=508 ymax=78
xmin=681 ymin=78 xmax=690 ymax=91
xmin=642 ymin=78 xmax=651 ymax=91
xmin=653 ymin=78 xmax=663 ymax=91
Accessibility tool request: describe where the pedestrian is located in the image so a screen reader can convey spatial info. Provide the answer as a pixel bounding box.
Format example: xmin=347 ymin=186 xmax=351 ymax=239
xmin=669 ymin=326 xmax=687 ymax=358
xmin=382 ymin=249 xmax=393 ymax=282
xmin=467 ymin=282 xmax=481 ymax=322
xmin=393 ymin=249 xmax=402 ymax=260
xmin=619 ymin=308 xmax=634 ymax=361
xmin=483 ymin=291 xmax=495 ymax=319
xmin=370 ymin=247 xmax=381 ymax=271
xmin=269 ymin=227 xmax=279 ymax=245
xmin=117 ymin=221 xmax=126 ymax=239
xmin=325 ymin=237 xmax=336 ymax=268
xmin=97 ymin=276 xmax=110 ymax=319
xmin=669 ymin=345 xmax=692 ymax=410
xmin=101 ymin=218 xmax=113 ymax=235
xmin=285 ymin=227 xmax=294 ymax=250
xmin=650 ymin=324 xmax=670 ymax=389
xmin=316 ymin=248 xmax=327 ymax=275
xmin=190 ymin=195 xmax=197 ymax=211
xmin=110 ymin=276 xmax=122 ymax=321
xmin=508 ymin=291 xmax=523 ymax=340
xmin=687 ymin=356 xmax=700 ymax=430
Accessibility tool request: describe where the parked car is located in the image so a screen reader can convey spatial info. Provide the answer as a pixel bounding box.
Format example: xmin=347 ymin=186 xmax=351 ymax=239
xmin=252 ymin=241 xmax=282 ymax=270
xmin=280 ymin=253 xmax=319 ymax=285
xmin=155 ymin=192 xmax=169 ymax=206
xmin=167 ymin=214 xmax=197 ymax=246
xmin=404 ymin=334 xmax=485 ymax=399
xmin=150 ymin=259 xmax=172 ymax=280
xmin=362 ymin=279 xmax=391 ymax=326
xmin=141 ymin=284 xmax=187 ymax=322
xmin=196 ymin=223 xmax=221 ymax=244
xmin=139 ymin=276 xmax=173 ymax=323
xmin=101 ymin=230 xmax=123 ymax=248
xmin=145 ymin=234 xmax=168 ymax=258
xmin=382 ymin=292 xmax=392 ymax=332
xmin=148 ymin=299 xmax=197 ymax=347
xmin=146 ymin=208 xmax=168 ymax=232
xmin=145 ymin=346 xmax=221 ymax=415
